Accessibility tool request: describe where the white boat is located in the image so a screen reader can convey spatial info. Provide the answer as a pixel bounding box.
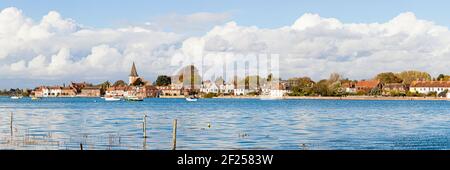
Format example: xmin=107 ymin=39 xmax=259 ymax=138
xmin=10 ymin=96 xmax=22 ymax=100
xmin=105 ymin=96 xmax=122 ymax=101
xmin=186 ymin=97 xmax=198 ymax=102
xmin=125 ymin=96 xmax=144 ymax=101
xmin=31 ymin=96 xmax=41 ymax=100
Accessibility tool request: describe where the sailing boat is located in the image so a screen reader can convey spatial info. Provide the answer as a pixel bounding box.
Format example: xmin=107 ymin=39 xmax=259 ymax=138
xmin=10 ymin=96 xmax=22 ymax=100
xmin=186 ymin=96 xmax=198 ymax=102
xmin=104 ymin=95 xmax=122 ymax=101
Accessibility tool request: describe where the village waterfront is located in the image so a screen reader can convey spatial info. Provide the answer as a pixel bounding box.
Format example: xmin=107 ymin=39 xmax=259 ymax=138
xmin=1 ymin=96 xmax=449 ymax=150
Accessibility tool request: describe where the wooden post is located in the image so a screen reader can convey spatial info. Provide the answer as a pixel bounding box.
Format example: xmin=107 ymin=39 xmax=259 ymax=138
xmin=80 ymin=143 xmax=83 ymax=150
xmin=10 ymin=112 xmax=13 ymax=137
xmin=172 ymin=119 xmax=177 ymax=150
xmin=143 ymin=114 xmax=148 ymax=138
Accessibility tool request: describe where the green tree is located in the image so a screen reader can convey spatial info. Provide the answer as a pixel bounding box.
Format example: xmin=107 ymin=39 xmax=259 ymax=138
xmin=437 ymin=74 xmax=450 ymax=81
xmin=396 ymin=70 xmax=431 ymax=85
xmin=375 ymin=72 xmax=403 ymax=84
xmin=438 ymin=89 xmax=448 ymax=97
xmin=155 ymin=75 xmax=172 ymax=86
xmin=96 ymin=81 xmax=111 ymax=95
xmin=113 ymin=80 xmax=127 ymax=87
xmin=313 ymin=80 xmax=332 ymax=96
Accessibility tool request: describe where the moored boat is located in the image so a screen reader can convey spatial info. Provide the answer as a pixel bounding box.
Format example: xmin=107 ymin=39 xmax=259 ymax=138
xmin=186 ymin=95 xmax=198 ymax=102
xmin=125 ymin=96 xmax=144 ymax=101
xmin=186 ymin=97 xmax=198 ymax=102
xmin=10 ymin=96 xmax=23 ymax=100
xmin=105 ymin=96 xmax=122 ymax=101
xmin=31 ymin=96 xmax=41 ymax=100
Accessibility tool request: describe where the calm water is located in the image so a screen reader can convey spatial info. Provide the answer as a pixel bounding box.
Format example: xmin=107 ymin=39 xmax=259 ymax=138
xmin=0 ymin=97 xmax=449 ymax=150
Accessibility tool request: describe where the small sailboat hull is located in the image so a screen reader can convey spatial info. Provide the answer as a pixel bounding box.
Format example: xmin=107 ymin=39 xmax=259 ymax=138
xmin=105 ymin=97 xmax=121 ymax=101
xmin=11 ymin=96 xmax=22 ymax=100
xmin=186 ymin=98 xmax=198 ymax=102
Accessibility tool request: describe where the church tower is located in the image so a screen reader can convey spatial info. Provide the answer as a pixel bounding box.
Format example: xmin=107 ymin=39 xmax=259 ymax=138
xmin=129 ymin=62 xmax=139 ymax=85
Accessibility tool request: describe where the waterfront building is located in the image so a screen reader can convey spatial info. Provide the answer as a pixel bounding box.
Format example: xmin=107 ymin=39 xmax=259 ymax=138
xmin=61 ymin=87 xmax=77 ymax=97
xmin=382 ymin=83 xmax=407 ymax=96
xmin=355 ymin=80 xmax=382 ymax=93
xmin=143 ymin=85 xmax=159 ymax=98
xmin=409 ymin=81 xmax=450 ymax=94
xmin=201 ymin=80 xmax=220 ymax=94
xmin=105 ymin=85 xmax=129 ymax=97
xmin=48 ymin=86 xmax=62 ymax=97
xmin=32 ymin=86 xmax=47 ymax=97
xmin=219 ymin=84 xmax=234 ymax=95
xmin=157 ymin=86 xmax=182 ymax=96
xmin=234 ymin=88 xmax=250 ymax=96
xmin=341 ymin=82 xmax=357 ymax=94
xmin=261 ymin=81 xmax=289 ymax=97
xmin=80 ymin=86 xmax=101 ymax=97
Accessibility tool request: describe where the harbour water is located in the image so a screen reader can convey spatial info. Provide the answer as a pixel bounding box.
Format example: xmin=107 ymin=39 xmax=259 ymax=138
xmin=0 ymin=97 xmax=449 ymax=150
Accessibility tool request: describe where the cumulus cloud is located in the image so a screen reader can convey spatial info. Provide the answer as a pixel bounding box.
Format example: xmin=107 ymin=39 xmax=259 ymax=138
xmin=0 ymin=7 xmax=182 ymax=86
xmin=174 ymin=12 xmax=450 ymax=81
xmin=1 ymin=7 xmax=449 ymax=88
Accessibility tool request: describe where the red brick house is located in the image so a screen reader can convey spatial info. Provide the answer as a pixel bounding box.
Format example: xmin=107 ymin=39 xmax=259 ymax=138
xmin=355 ymin=80 xmax=382 ymax=94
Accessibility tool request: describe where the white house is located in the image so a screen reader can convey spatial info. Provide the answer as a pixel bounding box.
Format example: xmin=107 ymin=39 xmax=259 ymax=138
xmin=201 ymin=81 xmax=220 ymax=94
xmin=409 ymin=81 xmax=450 ymax=94
xmin=260 ymin=82 xmax=289 ymax=97
xmin=220 ymin=84 xmax=234 ymax=94
xmin=234 ymin=88 xmax=250 ymax=96
xmin=42 ymin=86 xmax=62 ymax=97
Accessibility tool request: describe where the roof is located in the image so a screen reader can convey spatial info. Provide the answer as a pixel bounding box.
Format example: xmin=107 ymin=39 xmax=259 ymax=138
xmin=129 ymin=62 xmax=139 ymax=77
xmin=410 ymin=81 xmax=450 ymax=87
xmin=356 ymin=80 xmax=380 ymax=88
xmin=82 ymin=86 xmax=101 ymax=90
xmin=107 ymin=86 xmax=131 ymax=91
xmin=383 ymin=83 xmax=406 ymax=89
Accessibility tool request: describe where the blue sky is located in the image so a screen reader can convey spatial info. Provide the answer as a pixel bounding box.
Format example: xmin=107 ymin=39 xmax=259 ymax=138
xmin=1 ymin=0 xmax=449 ymax=29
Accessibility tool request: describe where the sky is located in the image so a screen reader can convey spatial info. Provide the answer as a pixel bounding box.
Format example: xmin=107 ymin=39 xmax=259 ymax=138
xmin=0 ymin=0 xmax=450 ymax=88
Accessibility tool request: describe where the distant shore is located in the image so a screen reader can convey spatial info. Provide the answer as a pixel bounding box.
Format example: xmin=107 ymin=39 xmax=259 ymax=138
xmin=1 ymin=95 xmax=448 ymax=101
xmin=216 ymin=95 xmax=450 ymax=101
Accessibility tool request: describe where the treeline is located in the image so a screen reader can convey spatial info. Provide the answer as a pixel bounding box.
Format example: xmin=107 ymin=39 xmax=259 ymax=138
xmin=288 ymin=71 xmax=449 ymax=97
xmin=0 ymin=88 xmax=31 ymax=96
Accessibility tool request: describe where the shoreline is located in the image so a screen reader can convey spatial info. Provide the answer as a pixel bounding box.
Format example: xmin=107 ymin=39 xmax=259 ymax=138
xmin=1 ymin=95 xmax=448 ymax=101
xmin=215 ymin=96 xmax=450 ymax=101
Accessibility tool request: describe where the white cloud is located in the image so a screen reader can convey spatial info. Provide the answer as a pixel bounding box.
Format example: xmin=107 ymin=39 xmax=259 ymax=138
xmin=0 ymin=7 xmax=182 ymax=85
xmin=174 ymin=12 xmax=450 ymax=81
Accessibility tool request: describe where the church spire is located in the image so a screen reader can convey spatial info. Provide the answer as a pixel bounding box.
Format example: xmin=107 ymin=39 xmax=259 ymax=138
xmin=129 ymin=62 xmax=139 ymax=77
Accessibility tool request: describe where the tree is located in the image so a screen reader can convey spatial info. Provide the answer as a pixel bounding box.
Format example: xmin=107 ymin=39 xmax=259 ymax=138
xmin=438 ymin=89 xmax=448 ymax=97
xmin=395 ymin=70 xmax=431 ymax=85
xmin=313 ymin=80 xmax=332 ymax=96
xmin=214 ymin=76 xmax=225 ymax=85
xmin=96 ymin=81 xmax=111 ymax=95
xmin=131 ymin=78 xmax=146 ymax=86
xmin=437 ymin=74 xmax=450 ymax=81
xmin=113 ymin=80 xmax=127 ymax=87
xmin=287 ymin=77 xmax=315 ymax=88
xmin=375 ymin=72 xmax=403 ymax=84
xmin=328 ymin=73 xmax=342 ymax=83
xmin=287 ymin=77 xmax=315 ymax=96
xmin=267 ymin=73 xmax=273 ymax=82
xmin=155 ymin=75 xmax=171 ymax=86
